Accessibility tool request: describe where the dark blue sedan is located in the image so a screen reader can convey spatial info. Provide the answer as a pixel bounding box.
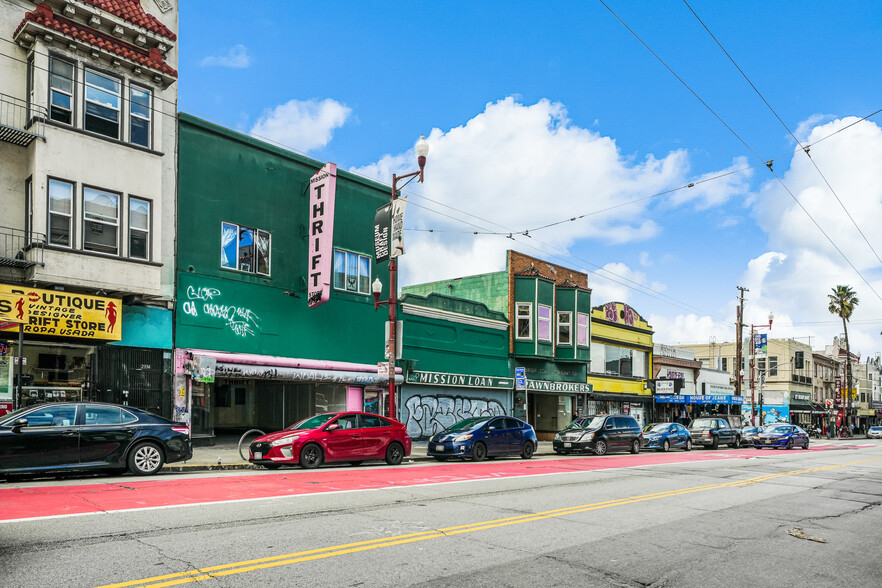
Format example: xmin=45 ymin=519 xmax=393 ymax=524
xmin=753 ymin=424 xmax=810 ymax=450
xmin=641 ymin=422 xmax=693 ymax=452
xmin=427 ymin=416 xmax=538 ymax=461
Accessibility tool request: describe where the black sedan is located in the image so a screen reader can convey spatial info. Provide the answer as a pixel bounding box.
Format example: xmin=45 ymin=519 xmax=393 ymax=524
xmin=0 ymin=402 xmax=192 ymax=477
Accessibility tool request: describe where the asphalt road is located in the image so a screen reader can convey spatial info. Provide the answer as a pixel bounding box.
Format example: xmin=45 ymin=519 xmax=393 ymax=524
xmin=2 ymin=441 xmax=881 ymax=587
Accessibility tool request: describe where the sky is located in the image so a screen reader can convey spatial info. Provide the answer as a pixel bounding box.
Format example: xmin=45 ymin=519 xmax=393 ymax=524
xmin=180 ymin=1 xmax=882 ymax=359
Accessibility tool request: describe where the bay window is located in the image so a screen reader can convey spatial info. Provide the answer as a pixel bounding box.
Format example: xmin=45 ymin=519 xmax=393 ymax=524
xmin=129 ymin=85 xmax=152 ymax=147
xmin=49 ymin=57 xmax=74 ymax=125
xmin=48 ymin=179 xmax=73 ymax=247
xmin=557 ymin=311 xmax=572 ymax=345
xmin=516 ymin=303 xmax=532 ymax=339
xmin=83 ymin=187 xmax=119 ymax=254
xmin=537 ymin=305 xmax=552 ymax=342
xmin=128 ymin=197 xmax=150 ymax=260
xmin=84 ymin=69 xmax=121 ymax=139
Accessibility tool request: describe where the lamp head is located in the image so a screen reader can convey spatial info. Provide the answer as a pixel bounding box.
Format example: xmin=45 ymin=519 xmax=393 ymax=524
xmin=415 ymin=135 xmax=429 ymax=181
xmin=372 ymin=278 xmax=383 ymax=308
xmin=768 ymin=311 xmax=774 ymax=329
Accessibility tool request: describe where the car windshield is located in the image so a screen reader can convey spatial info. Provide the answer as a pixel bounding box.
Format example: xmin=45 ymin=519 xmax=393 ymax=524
xmin=690 ymin=418 xmax=715 ymax=428
xmin=565 ymin=416 xmax=605 ymax=430
xmin=446 ymin=417 xmax=491 ymax=432
xmin=767 ymin=426 xmax=792 ymax=434
xmin=288 ymin=414 xmax=336 ymax=430
xmin=644 ymin=424 xmax=670 ymax=433
xmin=870 ymin=427 xmax=882 ymax=431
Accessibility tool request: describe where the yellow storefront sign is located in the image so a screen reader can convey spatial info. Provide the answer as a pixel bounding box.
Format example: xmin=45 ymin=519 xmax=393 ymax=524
xmin=0 ymin=292 xmax=31 ymax=325
xmin=0 ymin=284 xmax=122 ymax=341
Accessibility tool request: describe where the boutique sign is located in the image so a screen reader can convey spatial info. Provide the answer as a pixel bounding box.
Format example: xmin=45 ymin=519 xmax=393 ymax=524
xmin=0 ymin=284 xmax=122 ymax=341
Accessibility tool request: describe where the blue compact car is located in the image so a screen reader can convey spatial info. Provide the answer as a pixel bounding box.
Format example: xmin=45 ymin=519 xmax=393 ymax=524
xmin=753 ymin=424 xmax=810 ymax=450
xmin=427 ymin=416 xmax=538 ymax=461
xmin=641 ymin=422 xmax=693 ymax=452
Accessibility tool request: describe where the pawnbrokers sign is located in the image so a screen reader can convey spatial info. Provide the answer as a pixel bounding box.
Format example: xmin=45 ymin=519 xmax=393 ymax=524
xmin=528 ymin=380 xmax=593 ymax=393
xmin=0 ymin=284 xmax=121 ymax=341
xmin=407 ymin=370 xmax=512 ymax=389
xmin=307 ymin=163 xmax=337 ymax=309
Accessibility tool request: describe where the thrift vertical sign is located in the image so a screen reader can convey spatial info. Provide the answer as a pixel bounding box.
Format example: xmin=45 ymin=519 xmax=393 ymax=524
xmin=308 ymin=163 xmax=337 ymax=308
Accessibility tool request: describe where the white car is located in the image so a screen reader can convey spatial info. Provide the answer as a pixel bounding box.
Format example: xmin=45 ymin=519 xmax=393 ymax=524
xmin=867 ymin=426 xmax=882 ymax=439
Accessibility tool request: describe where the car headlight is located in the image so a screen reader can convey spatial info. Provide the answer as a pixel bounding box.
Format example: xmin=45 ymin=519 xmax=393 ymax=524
xmin=454 ymin=434 xmax=473 ymax=442
xmin=554 ymin=433 xmax=561 ymax=440
xmin=271 ymin=435 xmax=300 ymax=447
xmin=580 ymin=432 xmax=594 ymax=441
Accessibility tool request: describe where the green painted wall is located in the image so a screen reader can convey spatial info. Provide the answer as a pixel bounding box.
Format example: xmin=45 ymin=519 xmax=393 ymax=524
xmin=402 ymin=271 xmax=509 ymax=316
xmin=399 ymin=293 xmax=511 ymax=377
xmin=175 ymin=114 xmax=389 ymax=363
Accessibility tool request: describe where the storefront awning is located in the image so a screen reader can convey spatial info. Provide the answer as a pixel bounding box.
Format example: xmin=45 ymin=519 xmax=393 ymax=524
xmin=790 ymin=402 xmax=813 ymax=413
xmin=189 ymin=349 xmax=403 ymax=386
xmin=653 ymin=394 xmax=744 ymax=405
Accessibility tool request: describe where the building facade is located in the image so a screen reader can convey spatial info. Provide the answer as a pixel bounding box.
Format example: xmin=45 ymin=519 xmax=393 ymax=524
xmin=650 ymin=344 xmax=739 ymax=424
xmin=586 ymin=302 xmax=653 ymax=427
xmin=1 ymin=0 xmax=177 ymax=415
xmin=174 ymin=114 xmax=396 ymax=444
xmin=404 ymin=250 xmax=592 ymax=439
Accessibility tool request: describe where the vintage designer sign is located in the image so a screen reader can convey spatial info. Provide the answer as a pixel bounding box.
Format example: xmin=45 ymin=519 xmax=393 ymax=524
xmin=0 ymin=284 xmax=122 ymax=341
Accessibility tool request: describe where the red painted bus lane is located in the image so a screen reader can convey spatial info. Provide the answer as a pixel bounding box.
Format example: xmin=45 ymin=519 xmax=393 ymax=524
xmin=0 ymin=449 xmax=797 ymax=522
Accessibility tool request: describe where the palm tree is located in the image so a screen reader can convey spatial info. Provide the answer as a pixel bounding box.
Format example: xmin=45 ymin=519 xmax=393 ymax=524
xmin=828 ymin=285 xmax=859 ymax=431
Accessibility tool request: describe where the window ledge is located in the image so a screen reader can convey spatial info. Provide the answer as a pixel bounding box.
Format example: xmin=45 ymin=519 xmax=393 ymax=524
xmin=44 ymin=244 xmax=163 ymax=267
xmin=45 ymin=120 xmax=164 ymax=156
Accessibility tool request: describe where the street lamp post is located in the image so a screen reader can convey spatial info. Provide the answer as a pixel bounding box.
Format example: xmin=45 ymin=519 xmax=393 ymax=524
xmin=748 ymin=311 xmax=774 ymax=425
xmin=371 ymin=135 xmax=429 ymax=421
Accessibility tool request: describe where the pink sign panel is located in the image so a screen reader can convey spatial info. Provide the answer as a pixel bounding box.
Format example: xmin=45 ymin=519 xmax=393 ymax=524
xmin=308 ymin=163 xmax=337 ymax=308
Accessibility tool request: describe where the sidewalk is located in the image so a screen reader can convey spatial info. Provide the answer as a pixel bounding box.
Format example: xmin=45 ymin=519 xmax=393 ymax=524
xmin=163 ymin=440 xmax=559 ymax=472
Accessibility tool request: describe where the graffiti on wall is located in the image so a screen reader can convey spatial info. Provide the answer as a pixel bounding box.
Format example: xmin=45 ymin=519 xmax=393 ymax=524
xmin=183 ymin=285 xmax=260 ymax=337
xmin=404 ymin=394 xmax=506 ymax=439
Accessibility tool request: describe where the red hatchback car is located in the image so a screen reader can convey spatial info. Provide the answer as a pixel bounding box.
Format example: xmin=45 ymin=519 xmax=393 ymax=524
xmin=248 ymin=412 xmax=412 ymax=469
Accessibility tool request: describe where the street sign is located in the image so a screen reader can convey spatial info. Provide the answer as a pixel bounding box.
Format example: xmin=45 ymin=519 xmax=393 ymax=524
xmin=515 ymin=367 xmax=526 ymax=391
xmin=390 ymin=197 xmax=407 ymax=258
xmin=753 ymin=333 xmax=767 ymax=358
xmin=373 ymin=203 xmax=392 ymax=263
xmin=655 ymin=380 xmax=675 ymax=394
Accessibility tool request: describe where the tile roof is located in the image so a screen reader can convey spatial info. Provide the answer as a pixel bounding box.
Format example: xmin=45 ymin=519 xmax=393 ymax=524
xmin=16 ymin=3 xmax=177 ymax=78
xmin=80 ymin=0 xmax=176 ymax=41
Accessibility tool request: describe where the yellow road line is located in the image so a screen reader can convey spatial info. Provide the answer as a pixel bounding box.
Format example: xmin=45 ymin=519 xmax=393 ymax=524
xmin=97 ymin=455 xmax=882 ymax=588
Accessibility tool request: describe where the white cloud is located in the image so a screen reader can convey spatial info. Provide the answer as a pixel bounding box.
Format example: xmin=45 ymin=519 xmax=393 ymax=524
xmin=354 ymin=97 xmax=738 ymax=287
xmin=201 ymin=44 xmax=251 ymax=68
xmin=250 ymin=99 xmax=352 ymax=153
xmin=639 ymin=251 xmax=653 ymax=267
xmin=667 ymin=156 xmax=754 ymax=209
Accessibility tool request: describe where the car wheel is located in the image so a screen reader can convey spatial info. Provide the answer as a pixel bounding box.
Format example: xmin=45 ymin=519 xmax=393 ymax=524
xmin=662 ymin=439 xmax=670 ymax=452
xmin=262 ymin=464 xmax=281 ymax=470
xmin=472 ymin=442 xmax=487 ymax=462
xmin=710 ymin=436 xmax=719 ymax=450
xmin=349 ymin=461 xmax=363 ymax=466
xmin=786 ymin=439 xmax=794 ymax=450
xmin=630 ymin=439 xmax=640 ymax=454
xmin=729 ymin=436 xmax=740 ymax=448
xmin=594 ymin=439 xmax=608 ymax=456
xmin=804 ymin=439 xmax=810 ymax=450
xmin=685 ymin=439 xmax=693 ymax=451
xmin=385 ymin=442 xmax=405 ymax=465
xmin=520 ymin=441 xmax=535 ymax=459
xmin=127 ymin=442 xmax=164 ymax=476
xmin=299 ymin=443 xmax=324 ymax=469
xmin=433 ymin=456 xmax=448 ymax=462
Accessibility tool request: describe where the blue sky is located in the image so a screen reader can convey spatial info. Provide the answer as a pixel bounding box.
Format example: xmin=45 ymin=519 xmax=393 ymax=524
xmin=180 ymin=1 xmax=882 ymax=357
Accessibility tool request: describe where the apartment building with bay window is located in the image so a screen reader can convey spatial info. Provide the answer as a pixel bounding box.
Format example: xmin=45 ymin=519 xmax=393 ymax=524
xmin=0 ymin=1 xmax=178 ymax=417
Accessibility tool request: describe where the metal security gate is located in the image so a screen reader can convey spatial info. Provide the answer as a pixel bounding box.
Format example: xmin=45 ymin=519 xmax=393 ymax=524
xmin=93 ymin=346 xmax=171 ymax=418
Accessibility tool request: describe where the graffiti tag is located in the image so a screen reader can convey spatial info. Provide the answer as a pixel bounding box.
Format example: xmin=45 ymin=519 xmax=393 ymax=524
xmin=404 ymin=394 xmax=506 ymax=440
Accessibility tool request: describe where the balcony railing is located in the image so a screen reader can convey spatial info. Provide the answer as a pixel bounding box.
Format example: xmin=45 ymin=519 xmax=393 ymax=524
xmin=0 ymin=226 xmax=44 ymax=269
xmin=0 ymin=93 xmax=46 ymax=147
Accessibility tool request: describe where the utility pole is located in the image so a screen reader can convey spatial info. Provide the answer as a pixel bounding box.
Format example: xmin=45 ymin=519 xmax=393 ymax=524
xmin=735 ymin=287 xmax=748 ymax=399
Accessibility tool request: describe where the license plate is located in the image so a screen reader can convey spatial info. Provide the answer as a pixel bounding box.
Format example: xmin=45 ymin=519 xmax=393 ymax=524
xmin=564 ymin=442 xmax=572 ymax=448
xmin=254 ymin=452 xmax=262 ymax=459
xmin=435 ymin=444 xmax=445 ymax=452
xmin=764 ymin=440 xmax=772 ymax=445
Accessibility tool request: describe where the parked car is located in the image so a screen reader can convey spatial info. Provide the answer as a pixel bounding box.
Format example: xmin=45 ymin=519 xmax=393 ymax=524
xmin=641 ymin=422 xmax=692 ymax=452
xmin=0 ymin=402 xmax=192 ymax=477
xmin=740 ymin=426 xmax=763 ymax=446
xmin=753 ymin=424 xmax=810 ymax=449
xmin=687 ymin=417 xmax=740 ymax=449
xmin=427 ymin=416 xmax=537 ymax=461
xmin=867 ymin=426 xmax=882 ymax=440
xmin=553 ymin=414 xmax=642 ymax=456
xmin=249 ymin=411 xmax=411 ymax=469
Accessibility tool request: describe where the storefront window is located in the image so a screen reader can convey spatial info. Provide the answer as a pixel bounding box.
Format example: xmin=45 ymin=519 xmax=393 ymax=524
xmin=15 ymin=343 xmax=95 ymax=407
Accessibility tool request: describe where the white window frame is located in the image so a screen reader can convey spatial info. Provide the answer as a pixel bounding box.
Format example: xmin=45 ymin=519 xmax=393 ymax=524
xmin=220 ymin=221 xmax=271 ymax=276
xmin=47 ymin=178 xmax=73 ymax=248
xmin=515 ymin=303 xmax=532 ymax=340
xmin=84 ymin=68 xmax=121 ymax=139
xmin=537 ymin=304 xmax=552 ymax=342
xmin=128 ymin=196 xmax=151 ymax=260
xmin=48 ymin=56 xmax=74 ymax=125
xmin=333 ymin=249 xmax=371 ymax=295
xmin=577 ymin=312 xmax=589 ymax=346
xmin=557 ymin=311 xmax=572 ymax=345
xmin=82 ymin=186 xmax=120 ymax=255
xmin=129 ymin=84 xmax=152 ymax=148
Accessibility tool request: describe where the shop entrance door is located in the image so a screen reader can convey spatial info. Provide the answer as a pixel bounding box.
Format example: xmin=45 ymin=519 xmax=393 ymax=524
xmin=363 ymin=388 xmax=387 ymax=417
